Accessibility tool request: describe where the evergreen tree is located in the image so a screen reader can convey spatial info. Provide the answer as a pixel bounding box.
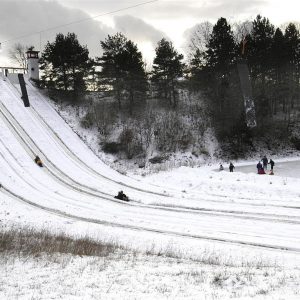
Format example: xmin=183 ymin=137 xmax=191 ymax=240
xmin=283 ymin=23 xmax=300 ymax=114
xmin=189 ymin=48 xmax=208 ymax=89
xmin=270 ymin=28 xmax=287 ymax=114
xmin=205 ymin=17 xmax=236 ymax=74
xmin=247 ymin=15 xmax=275 ymax=85
xmin=204 ymin=17 xmax=241 ymax=133
xmin=98 ymin=33 xmax=147 ymax=112
xmin=40 ymin=32 xmax=90 ymax=96
xmin=245 ymin=15 xmax=275 ymax=122
xmin=151 ymin=38 xmax=185 ymax=108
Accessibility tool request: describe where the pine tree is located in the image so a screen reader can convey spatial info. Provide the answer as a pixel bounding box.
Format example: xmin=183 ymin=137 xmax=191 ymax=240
xmin=151 ymin=38 xmax=184 ymax=108
xmin=98 ymin=33 xmax=147 ymax=112
xmin=245 ymin=15 xmax=275 ymax=122
xmin=204 ymin=17 xmax=240 ymax=131
xmin=271 ymin=28 xmax=287 ymax=114
xmin=40 ymin=32 xmax=90 ymax=96
xmin=283 ymin=23 xmax=300 ymax=114
xmin=205 ymin=17 xmax=236 ymax=75
xmin=247 ymin=15 xmax=275 ymax=85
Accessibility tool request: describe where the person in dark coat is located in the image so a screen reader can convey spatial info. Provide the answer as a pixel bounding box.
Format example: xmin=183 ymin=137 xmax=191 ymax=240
xmin=229 ymin=162 xmax=235 ymax=172
xmin=114 ymin=191 xmax=129 ymax=201
xmin=34 ymin=155 xmax=43 ymax=167
xmin=256 ymin=161 xmax=263 ymax=173
xmin=262 ymin=156 xmax=268 ymax=170
xmin=269 ymin=159 xmax=275 ymax=171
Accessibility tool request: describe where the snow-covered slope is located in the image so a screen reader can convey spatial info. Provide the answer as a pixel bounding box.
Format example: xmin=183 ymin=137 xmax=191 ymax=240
xmin=1 ymin=76 xmax=300 ymax=266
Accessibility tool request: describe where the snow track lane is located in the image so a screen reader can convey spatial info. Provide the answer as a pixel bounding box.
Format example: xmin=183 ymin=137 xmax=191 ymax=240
xmin=25 ymin=80 xmax=300 ymax=206
xmin=4 ymin=79 xmax=300 ymax=210
xmin=3 ymin=84 xmax=300 ymax=211
xmin=12 ymin=79 xmax=169 ymax=197
xmin=0 ymin=100 xmax=128 ymax=202
xmin=2 ymin=183 xmax=300 ymax=254
xmin=2 ymin=123 xmax=300 ymax=254
xmin=2 ymin=79 xmax=300 ymax=253
xmin=2 ymin=102 xmax=300 ymax=225
xmin=2 ymin=94 xmax=300 ymax=229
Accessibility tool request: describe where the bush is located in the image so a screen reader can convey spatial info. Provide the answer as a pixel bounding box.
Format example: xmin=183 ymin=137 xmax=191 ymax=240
xmin=0 ymin=227 xmax=118 ymax=257
xmin=102 ymin=142 xmax=121 ymax=154
xmin=149 ymin=156 xmax=167 ymax=164
xmin=119 ymin=128 xmax=144 ymax=159
xmin=81 ymin=111 xmax=94 ymax=128
xmin=290 ymin=137 xmax=300 ymax=150
xmin=119 ymin=128 xmax=134 ymax=145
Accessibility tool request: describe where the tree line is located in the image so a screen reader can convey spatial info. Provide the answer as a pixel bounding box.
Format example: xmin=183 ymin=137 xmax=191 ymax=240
xmin=31 ymin=15 xmax=300 ymax=157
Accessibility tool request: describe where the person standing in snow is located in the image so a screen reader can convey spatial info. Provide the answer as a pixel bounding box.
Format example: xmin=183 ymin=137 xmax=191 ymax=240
xmin=229 ymin=162 xmax=235 ymax=172
xmin=269 ymin=159 xmax=275 ymax=171
xmin=262 ymin=155 xmax=268 ymax=170
xmin=256 ymin=161 xmax=263 ymax=173
xmin=219 ymin=164 xmax=224 ymax=171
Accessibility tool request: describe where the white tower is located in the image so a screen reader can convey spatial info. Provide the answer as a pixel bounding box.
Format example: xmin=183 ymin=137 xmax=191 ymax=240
xmin=26 ymin=50 xmax=39 ymax=80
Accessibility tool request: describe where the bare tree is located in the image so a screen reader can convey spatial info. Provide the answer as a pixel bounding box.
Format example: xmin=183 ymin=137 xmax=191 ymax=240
xmin=188 ymin=21 xmax=213 ymax=54
xmin=8 ymin=43 xmax=30 ymax=69
xmin=232 ymin=20 xmax=253 ymax=43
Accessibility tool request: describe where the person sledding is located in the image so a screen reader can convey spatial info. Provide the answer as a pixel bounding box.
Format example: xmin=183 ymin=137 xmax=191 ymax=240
xmin=34 ymin=155 xmax=43 ymax=167
xmin=114 ymin=190 xmax=129 ymax=202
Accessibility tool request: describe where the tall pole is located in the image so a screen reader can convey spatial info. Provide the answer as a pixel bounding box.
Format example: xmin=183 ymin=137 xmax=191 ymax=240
xmin=39 ymin=32 xmax=42 ymax=52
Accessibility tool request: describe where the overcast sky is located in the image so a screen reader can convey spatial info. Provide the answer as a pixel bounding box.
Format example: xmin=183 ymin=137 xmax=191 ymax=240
xmin=0 ymin=0 xmax=299 ymax=66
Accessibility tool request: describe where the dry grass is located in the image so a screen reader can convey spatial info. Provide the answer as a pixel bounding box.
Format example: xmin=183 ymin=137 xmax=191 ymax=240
xmin=0 ymin=226 xmax=119 ymax=258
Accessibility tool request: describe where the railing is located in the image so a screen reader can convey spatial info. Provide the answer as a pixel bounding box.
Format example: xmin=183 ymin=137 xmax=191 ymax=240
xmin=0 ymin=66 xmax=27 ymax=74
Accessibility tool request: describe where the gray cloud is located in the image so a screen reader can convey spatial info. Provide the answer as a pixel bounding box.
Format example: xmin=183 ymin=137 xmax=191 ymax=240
xmin=114 ymin=15 xmax=167 ymax=46
xmin=60 ymin=0 xmax=267 ymax=20
xmin=0 ymin=0 xmax=114 ymax=63
xmin=0 ymin=0 xmax=170 ymax=66
xmin=139 ymin=0 xmax=267 ymax=20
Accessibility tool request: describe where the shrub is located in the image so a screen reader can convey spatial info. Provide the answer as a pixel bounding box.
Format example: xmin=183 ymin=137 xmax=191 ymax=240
xmin=119 ymin=128 xmax=144 ymax=159
xmin=102 ymin=142 xmax=121 ymax=154
xmin=290 ymin=137 xmax=300 ymax=150
xmin=0 ymin=227 xmax=118 ymax=257
xmin=81 ymin=111 xmax=94 ymax=128
xmin=149 ymin=156 xmax=167 ymax=164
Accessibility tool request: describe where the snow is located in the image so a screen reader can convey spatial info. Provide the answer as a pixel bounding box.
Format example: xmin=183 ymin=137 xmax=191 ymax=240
xmin=1 ymin=77 xmax=300 ymax=298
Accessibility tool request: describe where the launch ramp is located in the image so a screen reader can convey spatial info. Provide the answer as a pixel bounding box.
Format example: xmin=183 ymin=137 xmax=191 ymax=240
xmin=18 ymin=74 xmax=30 ymax=107
xmin=237 ymin=60 xmax=256 ymax=127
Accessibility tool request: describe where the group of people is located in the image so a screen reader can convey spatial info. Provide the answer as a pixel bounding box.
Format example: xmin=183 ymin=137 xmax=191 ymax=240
xmin=257 ymin=156 xmax=275 ymax=175
xmin=219 ymin=156 xmax=275 ymax=175
xmin=219 ymin=162 xmax=235 ymax=172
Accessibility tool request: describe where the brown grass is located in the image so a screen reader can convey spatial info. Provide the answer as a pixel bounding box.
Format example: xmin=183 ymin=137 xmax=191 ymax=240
xmin=0 ymin=226 xmax=119 ymax=258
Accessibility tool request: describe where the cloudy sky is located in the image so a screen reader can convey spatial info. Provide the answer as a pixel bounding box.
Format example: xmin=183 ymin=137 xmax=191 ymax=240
xmin=0 ymin=0 xmax=299 ymax=66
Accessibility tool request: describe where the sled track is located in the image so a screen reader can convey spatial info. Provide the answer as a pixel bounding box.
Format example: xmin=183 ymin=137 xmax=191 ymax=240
xmin=9 ymin=80 xmax=169 ymax=197
xmin=2 ymin=81 xmax=300 ymax=252
xmin=1 ymin=101 xmax=300 ymax=227
xmin=25 ymin=81 xmax=300 ymax=206
xmin=2 ymin=184 xmax=300 ymax=254
xmin=3 ymin=79 xmax=300 ymax=209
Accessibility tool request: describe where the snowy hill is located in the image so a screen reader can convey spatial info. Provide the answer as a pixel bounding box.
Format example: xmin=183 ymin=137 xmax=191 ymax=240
xmin=1 ymin=74 xmax=300 ymax=299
